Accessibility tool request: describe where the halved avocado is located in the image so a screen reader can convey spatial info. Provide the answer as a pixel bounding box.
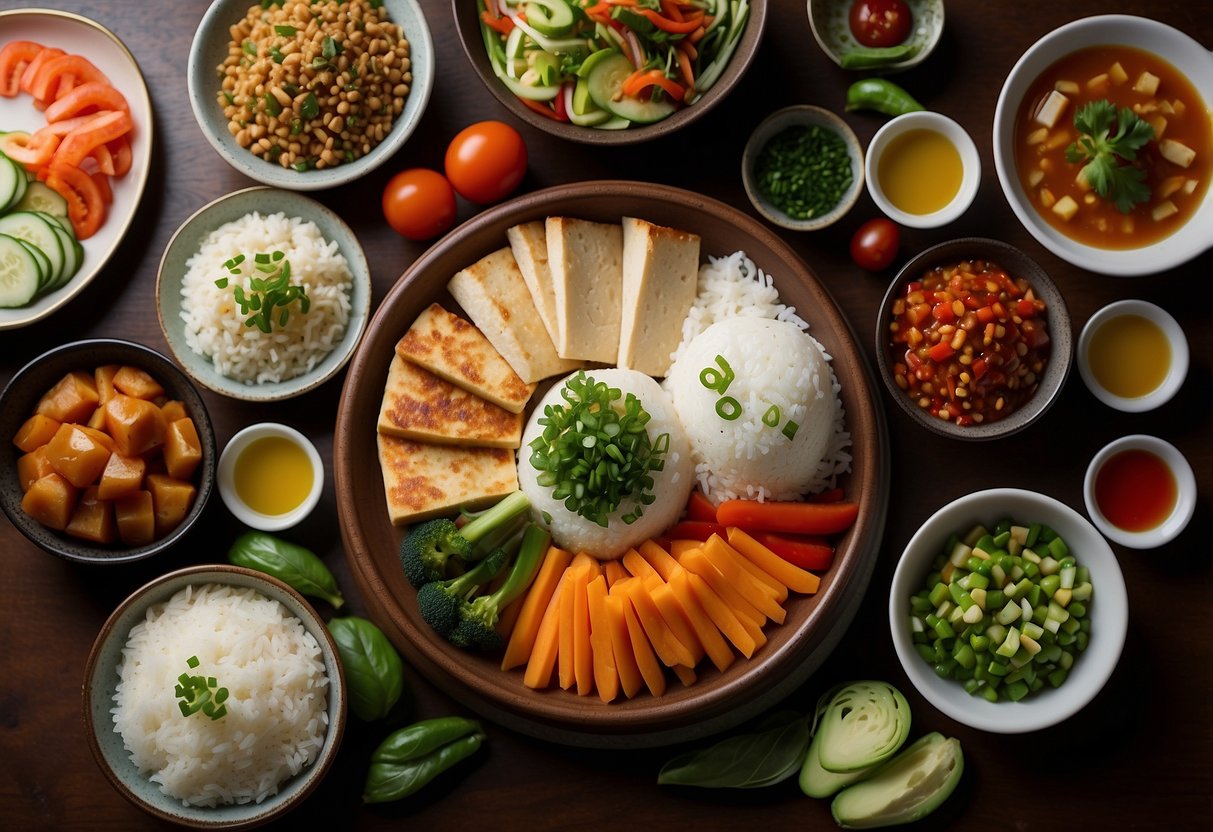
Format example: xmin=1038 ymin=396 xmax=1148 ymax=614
xmin=830 ymin=733 xmax=964 ymax=829
xmin=586 ymin=52 xmax=676 ymax=124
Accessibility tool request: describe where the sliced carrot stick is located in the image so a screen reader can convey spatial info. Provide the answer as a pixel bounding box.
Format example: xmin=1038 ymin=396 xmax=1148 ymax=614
xmin=623 ymin=547 xmax=662 ymax=583
xmin=606 ymin=594 xmax=644 ymax=698
xmin=676 ymin=47 xmax=695 ymax=91
xmin=728 ymin=527 xmax=823 ymax=595
xmin=523 ymin=577 xmax=566 ymax=689
xmin=683 ymin=571 xmax=758 ymax=659
xmin=681 ymin=547 xmax=766 ymax=628
xmin=706 ymin=533 xmax=787 ymax=601
xmin=604 ymin=559 xmax=628 ymax=588
xmin=503 ymin=546 xmax=572 ymax=671
xmin=573 ymin=566 xmax=594 ymax=696
xmin=649 ymin=581 xmax=706 ymax=665
xmin=557 ymin=563 xmax=584 ymax=690
xmin=672 ymin=663 xmax=697 ymax=687
xmin=669 ymin=539 xmax=700 ymax=560
xmin=624 ymin=579 xmax=697 ymax=668
xmin=667 ymin=570 xmax=735 ymax=673
xmin=639 ymin=539 xmax=680 ymax=582
xmin=703 ymin=538 xmax=788 ymax=625
xmin=586 ymin=575 xmax=619 ymax=703
xmin=623 ymin=599 xmax=666 ymax=697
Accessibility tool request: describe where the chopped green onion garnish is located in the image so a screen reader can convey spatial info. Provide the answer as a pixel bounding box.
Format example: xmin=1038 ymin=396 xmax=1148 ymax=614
xmin=699 ymin=354 xmax=735 ymax=394
xmin=300 ymin=92 xmax=319 ymax=120
xmin=715 ymin=396 xmax=741 ymax=421
xmin=782 ymin=420 xmax=800 ymax=440
xmin=175 ymin=657 xmax=229 ymax=720
xmin=763 ymin=405 xmax=781 ymax=427
xmin=274 ymin=24 xmax=297 ymax=36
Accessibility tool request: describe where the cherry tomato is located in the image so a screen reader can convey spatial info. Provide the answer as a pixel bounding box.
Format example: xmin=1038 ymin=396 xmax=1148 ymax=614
xmin=850 ymin=217 xmax=901 ymax=271
xmin=848 ymin=0 xmax=912 ymax=48
xmin=444 ymin=120 xmax=527 ymax=204
xmin=382 ymin=168 xmax=457 ymax=241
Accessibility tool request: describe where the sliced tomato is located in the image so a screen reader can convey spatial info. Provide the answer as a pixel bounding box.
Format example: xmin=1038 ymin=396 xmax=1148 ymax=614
xmin=92 ymin=171 xmax=113 ymax=205
xmin=54 ymin=109 xmax=133 ymax=169
xmin=19 ymin=46 xmax=64 ymax=95
xmin=0 ymin=130 xmax=60 ymax=167
xmin=44 ymin=80 xmax=129 ymax=122
xmin=46 ymin=162 xmax=106 ymax=240
xmin=35 ymin=112 xmax=106 ymax=137
xmin=85 ymin=141 xmax=115 ymax=176
xmin=28 ymin=53 xmax=109 ymax=104
xmin=0 ymin=41 xmax=44 ymax=97
xmin=107 ymin=136 xmax=131 ymax=178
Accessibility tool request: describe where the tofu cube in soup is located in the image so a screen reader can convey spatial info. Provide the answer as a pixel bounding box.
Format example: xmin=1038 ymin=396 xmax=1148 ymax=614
xmin=1133 ymin=71 xmax=1160 ymax=95
xmin=1159 ymin=139 xmax=1195 ymax=168
xmin=1034 ymin=90 xmax=1069 ymax=128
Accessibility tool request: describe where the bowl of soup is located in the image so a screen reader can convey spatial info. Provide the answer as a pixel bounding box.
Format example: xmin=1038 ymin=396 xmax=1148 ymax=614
xmin=993 ymin=15 xmax=1213 ymax=275
xmin=865 ymin=111 xmax=981 ymax=228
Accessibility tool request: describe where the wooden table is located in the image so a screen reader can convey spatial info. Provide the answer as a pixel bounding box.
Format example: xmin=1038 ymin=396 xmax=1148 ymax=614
xmin=2 ymin=0 xmax=1210 ymax=829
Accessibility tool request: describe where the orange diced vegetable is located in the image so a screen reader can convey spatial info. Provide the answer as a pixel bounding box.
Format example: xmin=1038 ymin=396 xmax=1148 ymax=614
xmin=146 ymin=473 xmax=196 ymax=537
xmin=160 ymin=400 xmax=187 ymax=424
xmin=65 ymin=486 xmax=116 ymax=544
xmin=86 ymin=406 xmax=107 ymax=430
xmin=727 ymin=527 xmax=823 ymax=595
xmin=94 ymin=364 xmax=119 ymax=405
xmin=605 ymin=594 xmax=643 ymax=698
xmin=503 ymin=546 xmax=572 ymax=671
xmin=163 ymin=417 xmax=202 ymax=481
xmin=17 ymin=446 xmax=55 ymax=492
xmin=623 ymin=579 xmax=696 ymax=668
xmin=13 ymin=413 xmax=60 ymax=453
xmin=586 ymin=575 xmax=619 ymax=703
xmin=669 ymin=539 xmax=701 ymax=559
xmin=44 ymin=423 xmax=112 ymax=488
xmin=113 ymin=490 xmax=154 ymax=545
xmin=35 ymin=370 xmax=99 ymax=423
xmin=97 ymin=453 xmax=145 ymax=500
xmin=21 ymin=472 xmax=78 ymax=530
xmin=103 ymin=393 xmax=166 ymax=457
xmin=667 ymin=569 xmax=735 ymax=673
xmin=112 ymin=365 xmax=164 ymax=400
xmin=702 ymin=536 xmax=787 ymax=624
xmin=77 ymin=424 xmax=115 ymax=452
xmin=522 ymin=575 xmax=565 ymax=689
xmin=622 ymin=599 xmax=666 ymax=697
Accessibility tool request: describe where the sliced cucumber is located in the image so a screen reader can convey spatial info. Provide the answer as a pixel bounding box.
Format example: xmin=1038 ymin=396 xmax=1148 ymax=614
xmin=14 ymin=236 xmax=51 ymax=290
xmin=14 ymin=181 xmax=68 ymax=218
xmin=40 ymin=217 xmax=79 ymax=289
xmin=586 ymin=52 xmax=676 ymax=124
xmin=0 ymin=153 xmax=28 ymax=214
xmin=0 ymin=233 xmax=43 ymax=307
xmin=576 ymin=47 xmax=619 ymax=79
xmin=0 ymin=212 xmax=65 ymax=289
xmin=525 ymin=0 xmax=575 ymax=37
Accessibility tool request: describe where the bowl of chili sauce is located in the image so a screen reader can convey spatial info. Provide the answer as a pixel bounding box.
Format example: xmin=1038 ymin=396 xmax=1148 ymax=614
xmin=875 ymin=238 xmax=1072 ymax=440
xmin=1083 ymin=434 xmax=1195 ymax=549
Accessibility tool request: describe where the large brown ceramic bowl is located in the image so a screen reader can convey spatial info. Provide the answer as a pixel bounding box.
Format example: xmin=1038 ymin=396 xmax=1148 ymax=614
xmin=334 ymin=180 xmax=889 ymax=748
xmin=451 ymin=0 xmax=767 ymax=145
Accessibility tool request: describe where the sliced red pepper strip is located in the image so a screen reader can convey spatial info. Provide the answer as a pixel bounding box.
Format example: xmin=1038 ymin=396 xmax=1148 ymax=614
xmin=480 ymin=9 xmax=514 ymax=36
xmin=53 ymin=109 xmax=133 ymax=169
xmin=665 ymin=521 xmax=728 ymax=542
xmin=928 ymin=341 xmax=955 ymax=363
xmin=685 ymin=490 xmax=717 ymax=522
xmin=553 ymin=82 xmax=570 ymax=121
xmin=637 ymin=8 xmax=704 ymax=33
xmin=44 ymin=80 xmax=129 ymax=122
xmin=620 ymin=68 xmax=684 ymax=101
xmin=808 ymin=487 xmax=845 ymax=504
xmin=28 ymin=53 xmax=110 ymax=104
xmin=715 ymin=500 xmax=861 ymax=536
xmin=517 ymin=95 xmax=566 ymax=122
xmin=0 ymin=130 xmax=60 ymax=167
xmin=0 ymin=41 xmax=45 ymax=97
xmin=749 ymin=532 xmax=835 ymax=571
xmin=45 ymin=161 xmax=106 ymax=240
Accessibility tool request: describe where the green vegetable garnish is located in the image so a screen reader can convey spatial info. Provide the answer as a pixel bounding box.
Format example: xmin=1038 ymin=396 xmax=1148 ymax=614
xmin=228 ymin=530 xmax=345 ymax=608
xmin=699 ymin=354 xmax=735 ymax=394
xmin=175 ymin=656 xmax=229 ymax=720
xmin=274 ymin=24 xmax=297 ymax=36
xmin=528 ymin=371 xmax=669 ymax=527
xmin=300 ymin=92 xmax=320 ymax=120
xmin=715 ymin=396 xmax=741 ymax=421
xmin=328 ymin=617 xmax=409 ymax=722
xmin=755 ymin=124 xmax=853 ymax=221
xmin=263 ymin=92 xmax=282 ymax=117
xmin=322 ymin=36 xmax=343 ymax=59
xmin=242 ymin=39 xmax=256 ymax=57
xmin=782 ymin=420 xmax=799 ymax=440
xmin=363 ymin=717 xmax=485 ymax=804
xmin=269 ymin=45 xmax=286 ymax=64
xmin=1065 ymin=99 xmax=1155 ymax=213
xmin=762 ymin=405 xmax=781 ymax=427
xmin=214 ymin=250 xmax=311 ymax=334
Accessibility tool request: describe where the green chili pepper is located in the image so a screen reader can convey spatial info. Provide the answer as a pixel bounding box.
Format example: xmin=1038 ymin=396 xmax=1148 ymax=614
xmin=839 ymin=43 xmax=921 ymax=70
xmin=844 ymin=78 xmax=925 ymax=117
xmin=363 ymin=717 xmax=486 ymax=803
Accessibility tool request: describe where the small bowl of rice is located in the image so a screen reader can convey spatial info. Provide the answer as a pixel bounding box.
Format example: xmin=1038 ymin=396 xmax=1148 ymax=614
xmin=83 ymin=564 xmax=346 ymax=828
xmin=157 ymin=186 xmax=372 ymax=402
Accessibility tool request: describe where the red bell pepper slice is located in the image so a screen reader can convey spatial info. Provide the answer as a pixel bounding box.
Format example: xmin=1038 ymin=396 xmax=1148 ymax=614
xmin=0 ymin=41 xmax=44 ymax=97
xmin=749 ymin=532 xmax=835 ymax=571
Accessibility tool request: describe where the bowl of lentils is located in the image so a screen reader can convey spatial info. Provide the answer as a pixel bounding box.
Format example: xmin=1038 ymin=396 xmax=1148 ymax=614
xmin=742 ymin=105 xmax=864 ymax=230
xmin=188 ymin=0 xmax=434 ymax=190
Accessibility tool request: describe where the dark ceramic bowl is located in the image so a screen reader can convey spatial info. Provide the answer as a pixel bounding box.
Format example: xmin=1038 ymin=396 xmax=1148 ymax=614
xmin=875 ymin=238 xmax=1072 ymax=441
xmin=451 ymin=0 xmax=767 ymax=145
xmin=83 ymin=565 xmax=347 ymax=829
xmin=335 ymin=180 xmax=890 ymax=747
xmin=0 ymin=339 xmax=217 ymax=564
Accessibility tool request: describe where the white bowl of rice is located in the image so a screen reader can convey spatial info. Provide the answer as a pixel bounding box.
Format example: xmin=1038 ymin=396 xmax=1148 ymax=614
xmin=157 ymin=186 xmax=371 ymax=402
xmin=83 ymin=565 xmax=346 ymax=828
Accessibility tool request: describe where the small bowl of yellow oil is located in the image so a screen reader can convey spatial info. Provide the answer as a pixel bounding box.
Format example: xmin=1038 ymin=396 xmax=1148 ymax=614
xmin=1077 ymin=300 xmax=1189 ymax=413
xmin=217 ymin=423 xmax=323 ymax=531
xmin=865 ymin=111 xmax=981 ymax=228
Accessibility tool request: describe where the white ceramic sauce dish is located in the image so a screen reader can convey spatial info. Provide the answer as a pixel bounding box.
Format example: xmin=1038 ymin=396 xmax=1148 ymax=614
xmin=1077 ymin=299 xmax=1189 ymax=412
xmin=218 ymin=423 xmax=323 ymax=531
xmin=1083 ymin=434 xmax=1196 ymax=549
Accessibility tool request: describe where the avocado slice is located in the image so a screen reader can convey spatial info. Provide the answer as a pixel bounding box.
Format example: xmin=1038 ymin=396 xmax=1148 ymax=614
xmin=586 ymin=52 xmax=676 ymax=124
xmin=830 ymin=733 xmax=964 ymax=829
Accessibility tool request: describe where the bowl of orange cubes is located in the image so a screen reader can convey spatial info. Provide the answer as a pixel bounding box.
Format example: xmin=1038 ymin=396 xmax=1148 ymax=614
xmin=0 ymin=339 xmax=216 ymax=564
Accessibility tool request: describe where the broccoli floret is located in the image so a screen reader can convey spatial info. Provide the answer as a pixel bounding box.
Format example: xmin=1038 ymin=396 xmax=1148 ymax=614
xmin=449 ymin=525 xmax=550 ymax=652
xmin=416 ymin=548 xmax=509 ymax=636
xmin=399 ymin=491 xmax=531 ymax=587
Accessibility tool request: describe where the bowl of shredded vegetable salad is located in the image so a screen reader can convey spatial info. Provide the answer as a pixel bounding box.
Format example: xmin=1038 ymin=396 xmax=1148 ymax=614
xmin=455 ymin=0 xmax=765 ymax=143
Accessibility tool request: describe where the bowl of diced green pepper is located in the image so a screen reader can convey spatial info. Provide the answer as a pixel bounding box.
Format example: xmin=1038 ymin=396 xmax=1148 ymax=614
xmin=889 ymin=488 xmax=1127 ymax=734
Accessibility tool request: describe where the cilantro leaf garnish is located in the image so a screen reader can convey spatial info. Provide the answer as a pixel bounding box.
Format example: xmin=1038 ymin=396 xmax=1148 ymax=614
xmin=1064 ymin=100 xmax=1155 ymax=214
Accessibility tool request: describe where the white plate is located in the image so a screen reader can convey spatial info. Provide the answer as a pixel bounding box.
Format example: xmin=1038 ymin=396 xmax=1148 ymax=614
xmin=0 ymin=9 xmax=152 ymax=330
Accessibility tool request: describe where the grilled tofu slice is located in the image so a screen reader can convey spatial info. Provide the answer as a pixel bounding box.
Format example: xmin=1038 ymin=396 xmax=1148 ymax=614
xmin=617 ymin=217 xmax=701 ymax=377
xmin=377 ymin=433 xmax=518 ymax=526
xmin=378 ymin=355 xmax=523 ymax=448
xmin=447 ymin=247 xmax=581 ymax=384
xmin=546 ymin=216 xmax=624 ymax=364
xmin=396 ymin=303 xmax=535 ymax=414
xmin=506 ymin=221 xmax=562 ymax=347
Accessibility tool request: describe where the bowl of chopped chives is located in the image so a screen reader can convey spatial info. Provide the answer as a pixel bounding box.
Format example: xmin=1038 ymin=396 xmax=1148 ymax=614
xmin=741 ymin=105 xmax=865 ymax=231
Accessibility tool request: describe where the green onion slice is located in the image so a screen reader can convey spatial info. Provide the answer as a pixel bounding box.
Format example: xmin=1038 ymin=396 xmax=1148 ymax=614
xmin=715 ymin=396 xmax=741 ymax=421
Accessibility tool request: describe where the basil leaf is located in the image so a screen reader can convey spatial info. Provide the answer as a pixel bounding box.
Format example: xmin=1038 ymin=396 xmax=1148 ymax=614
xmin=227 ymin=530 xmax=344 ymax=608
xmin=657 ymin=710 xmax=810 ymax=788
xmin=328 ymin=617 xmax=407 ymax=722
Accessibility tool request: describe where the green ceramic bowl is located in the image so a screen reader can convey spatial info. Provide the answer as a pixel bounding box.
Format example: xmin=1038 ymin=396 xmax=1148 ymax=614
xmin=83 ymin=565 xmax=347 ymax=829
xmin=156 ymin=186 xmax=371 ymax=402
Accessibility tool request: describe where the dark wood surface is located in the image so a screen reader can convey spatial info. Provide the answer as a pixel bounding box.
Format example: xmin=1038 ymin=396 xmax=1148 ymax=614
xmin=2 ymin=0 xmax=1210 ymax=829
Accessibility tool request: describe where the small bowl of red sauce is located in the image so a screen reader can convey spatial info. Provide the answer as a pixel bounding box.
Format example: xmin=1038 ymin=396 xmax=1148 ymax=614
xmin=876 ymin=238 xmax=1072 ymax=440
xmin=1084 ymin=434 xmax=1196 ymax=549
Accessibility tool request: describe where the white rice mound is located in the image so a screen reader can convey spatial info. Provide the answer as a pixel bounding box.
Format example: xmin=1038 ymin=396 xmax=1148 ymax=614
xmin=518 ymin=369 xmax=694 ymax=560
xmin=180 ymin=211 xmax=352 ymax=385
xmin=664 ymin=251 xmax=852 ymax=503
xmin=111 ymin=583 xmax=329 ymax=807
